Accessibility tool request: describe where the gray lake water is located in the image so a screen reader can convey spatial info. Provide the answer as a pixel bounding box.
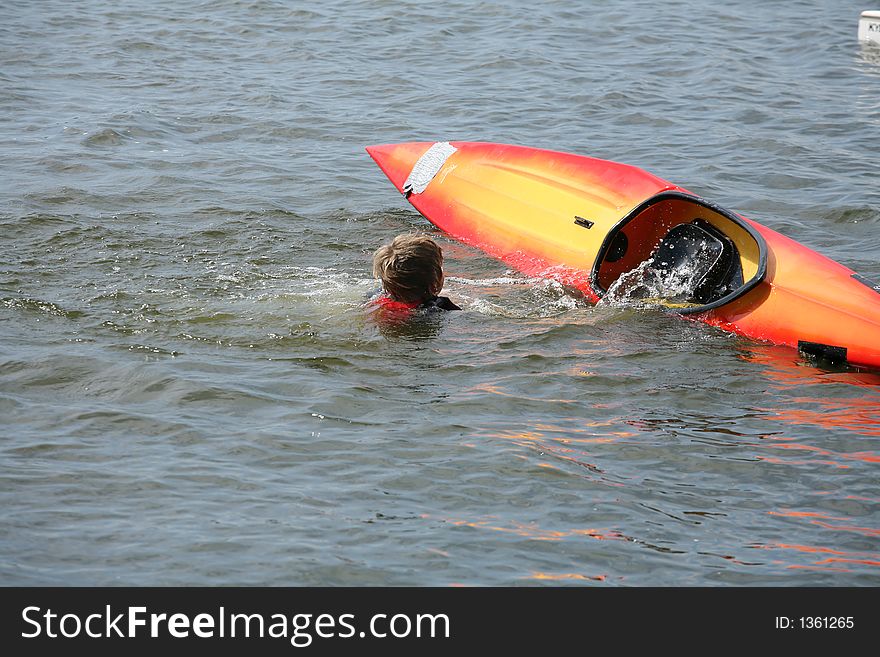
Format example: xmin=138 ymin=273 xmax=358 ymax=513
xmin=2 ymin=0 xmax=879 ymax=586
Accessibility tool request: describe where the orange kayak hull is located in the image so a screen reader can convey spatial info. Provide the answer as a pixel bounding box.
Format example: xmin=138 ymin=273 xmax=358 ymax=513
xmin=367 ymin=141 xmax=880 ymax=369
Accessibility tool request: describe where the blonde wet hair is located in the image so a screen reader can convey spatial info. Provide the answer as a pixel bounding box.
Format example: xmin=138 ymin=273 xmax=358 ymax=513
xmin=372 ymin=234 xmax=445 ymax=303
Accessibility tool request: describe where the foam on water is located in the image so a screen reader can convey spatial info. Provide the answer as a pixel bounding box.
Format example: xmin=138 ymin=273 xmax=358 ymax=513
xmin=444 ymin=275 xmax=582 ymax=317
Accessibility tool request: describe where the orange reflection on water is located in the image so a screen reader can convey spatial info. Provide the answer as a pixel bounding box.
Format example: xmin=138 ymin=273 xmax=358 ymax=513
xmin=464 ymin=381 xmax=576 ymax=404
xmin=529 ymin=572 xmax=607 ymax=582
xmin=814 ymin=557 xmax=880 ymax=567
xmin=750 ymin=542 xmax=880 ymax=572
xmin=844 ymin=494 xmax=880 ymax=503
xmin=756 ymin=438 xmax=880 ymax=469
xmin=786 ymin=564 xmax=853 ymax=573
xmin=537 ymin=448 xmax=601 ymax=474
xmin=810 ymin=520 xmax=880 ymax=537
xmin=768 ymin=443 xmax=830 ymax=455
xmin=532 ymin=421 xmax=638 ymax=443
xmin=742 ymin=345 xmax=880 ymax=438
xmin=769 ymin=403 xmax=880 ymax=437
xmin=768 ymin=511 xmax=848 ymax=519
xmin=494 ymin=429 xmax=626 ymax=484
xmin=768 ymin=510 xmax=880 ymax=539
xmin=759 ymin=542 xmax=848 ymax=555
xmin=844 ymin=451 xmax=880 ymax=464
xmin=742 ymin=344 xmax=880 ymax=388
xmin=758 ymin=456 xmax=849 ymax=469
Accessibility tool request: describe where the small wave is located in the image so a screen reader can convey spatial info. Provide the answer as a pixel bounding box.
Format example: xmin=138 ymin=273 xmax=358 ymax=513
xmin=463 ymin=296 xmax=506 ymax=315
xmin=249 ymin=268 xmax=377 ymax=312
xmin=2 ymin=297 xmax=85 ymax=319
xmin=117 ymin=344 xmax=181 ymax=357
xmin=457 ymin=278 xmax=581 ymax=318
xmin=81 ymin=128 xmax=129 ymax=147
xmin=826 ymin=206 xmax=880 ymax=225
xmin=445 ymin=276 xmax=533 ymax=286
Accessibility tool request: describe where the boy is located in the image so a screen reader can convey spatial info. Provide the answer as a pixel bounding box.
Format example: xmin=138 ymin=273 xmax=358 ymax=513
xmin=371 ymin=234 xmax=461 ymax=312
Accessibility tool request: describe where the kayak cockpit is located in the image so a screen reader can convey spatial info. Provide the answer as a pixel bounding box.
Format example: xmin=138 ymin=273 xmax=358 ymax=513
xmin=591 ymin=191 xmax=767 ymax=313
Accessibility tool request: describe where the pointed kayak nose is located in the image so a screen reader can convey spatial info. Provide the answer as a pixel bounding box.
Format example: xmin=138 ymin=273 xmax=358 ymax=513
xmin=365 ymin=142 xmax=437 ymax=193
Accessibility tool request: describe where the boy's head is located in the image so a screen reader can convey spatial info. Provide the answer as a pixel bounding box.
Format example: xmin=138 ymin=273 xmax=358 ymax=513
xmin=372 ymin=234 xmax=445 ymax=303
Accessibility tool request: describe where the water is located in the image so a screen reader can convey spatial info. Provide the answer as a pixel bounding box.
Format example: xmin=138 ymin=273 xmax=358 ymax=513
xmin=1 ymin=0 xmax=879 ymax=586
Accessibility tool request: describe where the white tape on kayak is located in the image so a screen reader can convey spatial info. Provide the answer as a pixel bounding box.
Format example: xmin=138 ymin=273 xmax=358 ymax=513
xmin=403 ymin=141 xmax=457 ymax=195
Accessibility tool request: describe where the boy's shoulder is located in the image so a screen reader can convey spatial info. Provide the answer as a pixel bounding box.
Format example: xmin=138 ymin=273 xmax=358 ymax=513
xmin=368 ymin=294 xmax=460 ymax=314
xmin=420 ymin=296 xmax=461 ymax=311
xmin=369 ymin=294 xmax=419 ymax=312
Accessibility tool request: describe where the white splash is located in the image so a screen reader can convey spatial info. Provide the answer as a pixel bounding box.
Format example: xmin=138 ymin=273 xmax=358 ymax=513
xmin=445 ymin=276 xmax=533 ymax=286
xmin=601 ymin=242 xmax=718 ymax=309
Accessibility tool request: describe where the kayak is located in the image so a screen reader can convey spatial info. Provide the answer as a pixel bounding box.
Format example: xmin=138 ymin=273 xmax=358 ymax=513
xmin=366 ymin=141 xmax=880 ymax=369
